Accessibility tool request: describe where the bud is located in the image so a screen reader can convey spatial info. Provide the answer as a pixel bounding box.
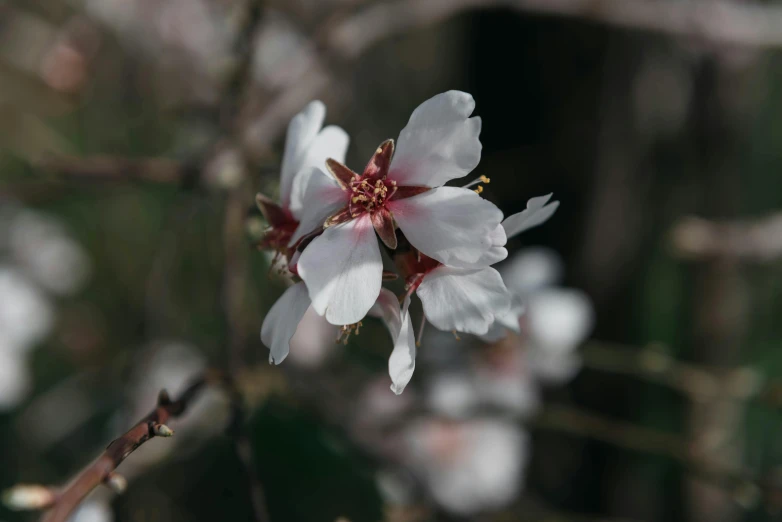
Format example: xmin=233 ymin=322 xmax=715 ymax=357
xmin=2 ymin=484 xmax=55 ymax=511
xmin=153 ymin=423 xmax=174 ymax=437
xmin=105 ymin=473 xmax=127 ymax=494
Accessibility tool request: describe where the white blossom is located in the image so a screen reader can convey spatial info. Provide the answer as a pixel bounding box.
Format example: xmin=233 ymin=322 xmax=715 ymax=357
xmin=297 ymin=91 xmax=503 ymax=326
xmin=404 ymin=419 xmax=529 ymax=515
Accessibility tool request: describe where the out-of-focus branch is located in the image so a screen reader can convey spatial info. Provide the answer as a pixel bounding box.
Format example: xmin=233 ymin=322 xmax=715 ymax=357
xmin=533 ymin=405 xmax=763 ymax=504
xmin=670 ymin=214 xmax=782 ymax=262
xmin=581 ymin=342 xmax=764 ymax=404
xmin=328 ymin=0 xmax=782 ymax=57
xmin=3 ymin=371 xmax=223 ymax=522
xmin=34 ymin=155 xmax=193 ymax=184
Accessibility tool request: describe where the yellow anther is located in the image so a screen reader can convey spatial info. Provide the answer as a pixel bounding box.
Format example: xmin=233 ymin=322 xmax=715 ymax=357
xmin=474 ymin=186 xmax=484 ymax=194
xmin=479 ymin=175 xmax=490 ymax=184
xmin=452 ymin=331 xmax=461 ymax=341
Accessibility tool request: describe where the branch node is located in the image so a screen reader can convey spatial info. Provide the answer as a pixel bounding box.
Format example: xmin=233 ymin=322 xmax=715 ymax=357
xmin=153 ymin=423 xmax=175 ymax=437
xmin=2 ymin=484 xmax=56 ymax=511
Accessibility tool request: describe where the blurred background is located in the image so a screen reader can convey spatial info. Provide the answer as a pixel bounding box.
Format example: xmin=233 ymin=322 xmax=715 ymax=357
xmin=2 ymin=0 xmax=782 ymax=521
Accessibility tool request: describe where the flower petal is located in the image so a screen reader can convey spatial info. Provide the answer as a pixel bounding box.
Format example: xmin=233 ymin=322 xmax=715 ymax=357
xmin=470 ymin=223 xmax=507 ymax=266
xmin=260 ymin=282 xmax=312 ymax=364
xmin=502 ymin=194 xmax=560 ymax=239
xmin=417 ymin=266 xmax=511 ymax=335
xmin=298 ymin=214 xmax=383 ymax=325
xmin=388 ymin=296 xmax=415 ymax=394
xmin=389 ymin=91 xmax=482 ymax=187
xmin=280 ymin=101 xmax=325 ymax=208
xmin=288 ymin=167 xmax=348 ymax=246
xmin=389 ymin=187 xmax=503 ymax=268
xmin=289 ymin=125 xmax=349 ymax=216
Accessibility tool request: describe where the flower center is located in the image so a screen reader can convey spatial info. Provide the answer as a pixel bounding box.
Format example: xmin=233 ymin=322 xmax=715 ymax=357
xmin=349 ymin=177 xmax=397 ymax=217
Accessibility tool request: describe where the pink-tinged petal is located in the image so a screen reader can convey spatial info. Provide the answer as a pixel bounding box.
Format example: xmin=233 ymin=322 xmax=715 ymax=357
xmin=362 ymin=139 xmax=394 ymax=179
xmin=280 ymin=101 xmax=325 ymax=208
xmin=371 ymin=207 xmax=397 ymax=249
xmin=388 ymin=296 xmax=415 ymax=394
xmin=502 ymin=194 xmax=560 ymax=239
xmin=260 ymin=282 xmax=312 ymax=364
xmin=388 ymin=185 xmax=431 ymax=201
xmin=471 ymin=223 xmax=508 ymax=266
xmin=326 ymin=158 xmax=359 ymax=188
xmin=389 ymin=91 xmax=481 ymax=187
xmin=389 ymin=186 xmax=503 ymax=268
xmin=417 ymin=266 xmax=511 ymax=335
xmin=289 ymin=125 xmax=349 ymax=217
xmin=255 ymin=192 xmax=290 ymax=228
xmin=288 ymin=167 xmax=349 ymax=246
xmin=298 ymin=214 xmax=383 ymax=325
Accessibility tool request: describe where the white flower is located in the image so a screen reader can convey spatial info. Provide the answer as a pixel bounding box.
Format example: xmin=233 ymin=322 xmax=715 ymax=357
xmin=297 ymin=91 xmax=503 ymax=325
xmin=425 ymin=373 xmax=478 ymax=418
xmin=0 ymin=267 xmax=54 ymax=350
xmin=404 ymin=419 xmax=529 ymax=515
xmin=255 ymin=100 xmax=348 ymax=261
xmin=258 ymin=101 xmax=348 ymax=363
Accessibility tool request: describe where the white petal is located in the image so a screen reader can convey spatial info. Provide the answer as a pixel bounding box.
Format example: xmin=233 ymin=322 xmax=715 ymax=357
xmin=470 ymin=223 xmax=507 ymax=266
xmin=388 ymin=296 xmax=416 ymax=395
xmin=417 ymin=266 xmax=511 ymax=335
xmin=500 ymin=247 xmax=563 ymax=297
xmin=0 ymin=267 xmax=54 ymax=351
xmin=288 ymin=167 xmax=348 ymax=246
xmin=526 ymin=288 xmax=594 ymax=351
xmin=501 ymin=194 xmax=560 ymax=239
xmin=479 ymin=302 xmax=523 ymax=342
xmin=389 ymin=187 xmax=503 ymax=268
xmin=280 ymin=101 xmax=325 ymax=209
xmin=389 ymin=91 xmax=482 ymax=187
xmin=289 ymin=126 xmax=349 ymax=217
xmin=298 ymin=215 xmax=383 ymax=325
xmin=369 ymin=288 xmax=403 ymax=336
xmin=260 ymin=282 xmax=312 ymax=364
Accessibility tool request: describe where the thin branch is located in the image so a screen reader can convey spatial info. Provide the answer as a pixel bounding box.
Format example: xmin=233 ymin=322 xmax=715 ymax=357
xmin=670 ymin=214 xmax=782 ymax=262
xmin=35 ymin=155 xmax=193 ymax=184
xmin=27 ymin=371 xmax=223 ymax=522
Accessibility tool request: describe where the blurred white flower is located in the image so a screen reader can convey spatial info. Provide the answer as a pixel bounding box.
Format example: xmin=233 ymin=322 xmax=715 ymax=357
xmin=525 ymin=288 xmax=594 ymax=384
xmin=0 ymin=266 xmax=54 ymax=350
xmin=70 ymin=498 xmax=113 ymax=522
xmin=9 ymin=210 xmax=91 ymax=296
xmin=473 ymin=345 xmax=540 ymax=417
xmin=405 ymin=419 xmax=529 ymax=515
xmin=0 ymin=348 xmax=31 ymax=411
xmin=501 ymin=247 xmax=563 ymax=297
xmin=425 ymin=374 xmax=477 ymax=419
